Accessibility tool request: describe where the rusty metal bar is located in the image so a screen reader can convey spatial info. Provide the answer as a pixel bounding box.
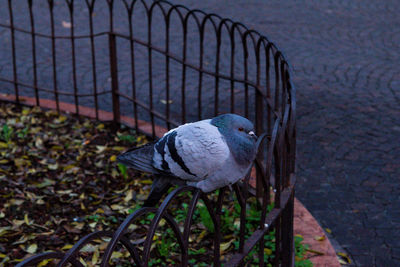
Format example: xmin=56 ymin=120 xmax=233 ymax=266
xmin=108 ymin=33 xmax=121 ymax=124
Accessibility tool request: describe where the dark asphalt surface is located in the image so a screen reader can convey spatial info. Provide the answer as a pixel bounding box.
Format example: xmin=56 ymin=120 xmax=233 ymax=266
xmin=0 ymin=1 xmax=399 ymax=266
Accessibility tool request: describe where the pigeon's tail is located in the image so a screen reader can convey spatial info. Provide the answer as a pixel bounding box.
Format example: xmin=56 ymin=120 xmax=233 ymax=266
xmin=117 ymin=142 xmax=156 ymax=173
xmin=143 ymin=177 xmax=172 ymax=207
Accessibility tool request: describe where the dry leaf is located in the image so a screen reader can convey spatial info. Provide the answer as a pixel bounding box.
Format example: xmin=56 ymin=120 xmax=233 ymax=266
xmin=62 ymin=21 xmax=72 ymax=28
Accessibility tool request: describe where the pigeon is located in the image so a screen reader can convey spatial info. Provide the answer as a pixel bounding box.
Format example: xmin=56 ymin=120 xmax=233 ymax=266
xmin=117 ymin=113 xmax=257 ymax=206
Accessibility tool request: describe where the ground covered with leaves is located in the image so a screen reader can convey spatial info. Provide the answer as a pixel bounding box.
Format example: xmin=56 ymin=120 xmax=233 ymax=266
xmin=0 ymin=102 xmax=311 ymax=266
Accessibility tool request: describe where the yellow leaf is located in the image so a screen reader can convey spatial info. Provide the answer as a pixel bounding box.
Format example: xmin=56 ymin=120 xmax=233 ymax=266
xmin=110 ymin=204 xmax=124 ymax=210
xmin=198 ymin=230 xmax=208 ymax=241
xmin=325 ymin=228 xmax=332 ymax=234
xmin=79 ymin=257 xmax=87 ymax=266
xmin=0 ymin=142 xmax=8 ymax=148
xmin=61 ymin=244 xmax=74 ymax=250
xmin=26 ymin=244 xmax=38 ymax=254
xmin=0 ymin=253 xmax=7 ymax=258
xmin=264 ymin=248 xmax=272 ymax=255
xmin=109 ymin=155 xmax=117 ymax=162
xmin=111 ymin=251 xmax=124 ymax=259
xmin=92 ymin=247 xmax=100 ymax=265
xmin=38 ymin=259 xmax=52 ymax=267
xmin=314 ymin=235 xmax=326 ymax=241
xmin=124 ymin=189 xmax=134 ymax=203
xmin=0 ymin=159 xmax=9 ymax=164
xmin=337 ymin=252 xmax=352 ymax=264
xmin=95 ymin=208 xmax=104 ymax=214
xmin=22 ymin=108 xmax=30 ymax=115
xmin=220 ymin=240 xmax=234 ymax=253
xmin=307 ymin=248 xmax=325 ymax=255
xmin=24 ymin=214 xmax=30 ymax=225
xmin=96 ymin=123 xmax=104 ymax=130
xmin=112 ymin=146 xmax=125 ymax=151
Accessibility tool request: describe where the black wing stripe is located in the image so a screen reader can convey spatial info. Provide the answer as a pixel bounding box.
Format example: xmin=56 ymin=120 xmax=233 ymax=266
xmin=167 ymin=131 xmax=196 ymax=176
xmin=155 ymin=135 xmax=170 ymax=171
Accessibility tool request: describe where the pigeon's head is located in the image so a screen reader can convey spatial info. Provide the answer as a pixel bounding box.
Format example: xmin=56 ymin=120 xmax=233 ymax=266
xmin=211 ymin=113 xmax=257 ymax=140
xmin=211 ymin=114 xmax=257 ymax=165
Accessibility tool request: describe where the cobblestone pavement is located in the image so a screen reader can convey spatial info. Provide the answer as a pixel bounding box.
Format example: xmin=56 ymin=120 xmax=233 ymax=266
xmin=1 ymin=1 xmax=399 ymax=266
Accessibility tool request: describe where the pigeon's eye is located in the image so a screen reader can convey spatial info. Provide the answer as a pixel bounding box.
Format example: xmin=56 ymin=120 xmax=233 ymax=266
xmin=238 ymin=127 xmax=244 ymax=132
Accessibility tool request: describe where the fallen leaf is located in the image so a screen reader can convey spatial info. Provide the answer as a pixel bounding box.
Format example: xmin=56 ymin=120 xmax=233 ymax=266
xmin=220 ymin=240 xmax=234 ymax=253
xmin=314 ymin=235 xmax=326 ymax=241
xmin=26 ymin=244 xmax=37 ymax=254
xmin=62 ymin=21 xmax=72 ymax=28
xmin=337 ymin=252 xmax=352 ymax=264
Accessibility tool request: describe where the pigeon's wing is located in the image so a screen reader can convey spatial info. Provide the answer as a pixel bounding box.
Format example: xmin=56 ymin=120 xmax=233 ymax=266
xmin=152 ymin=120 xmax=231 ymax=181
xmin=117 ymin=142 xmax=159 ymax=174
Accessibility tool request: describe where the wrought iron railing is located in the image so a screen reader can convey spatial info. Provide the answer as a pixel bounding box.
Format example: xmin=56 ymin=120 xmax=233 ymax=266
xmin=0 ymin=0 xmax=296 ymax=266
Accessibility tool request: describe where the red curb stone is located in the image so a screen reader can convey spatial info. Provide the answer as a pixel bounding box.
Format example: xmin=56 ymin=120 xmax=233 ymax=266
xmin=0 ymin=94 xmax=340 ymax=266
xmin=294 ymin=199 xmax=340 ymax=267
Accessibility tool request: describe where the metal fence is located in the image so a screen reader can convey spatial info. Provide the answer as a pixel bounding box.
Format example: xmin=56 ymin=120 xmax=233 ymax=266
xmin=0 ymin=0 xmax=296 ymax=266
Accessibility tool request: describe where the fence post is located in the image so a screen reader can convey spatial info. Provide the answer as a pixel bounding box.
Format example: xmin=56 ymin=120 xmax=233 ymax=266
xmin=109 ymin=32 xmax=120 ymax=124
xmin=255 ymin=90 xmax=264 ymax=199
xmin=282 ymin=190 xmax=295 ymax=267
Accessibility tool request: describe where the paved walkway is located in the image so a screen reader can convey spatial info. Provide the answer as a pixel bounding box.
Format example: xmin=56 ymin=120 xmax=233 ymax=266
xmin=177 ymin=1 xmax=400 ymax=266
xmin=0 ymin=1 xmax=399 ymax=266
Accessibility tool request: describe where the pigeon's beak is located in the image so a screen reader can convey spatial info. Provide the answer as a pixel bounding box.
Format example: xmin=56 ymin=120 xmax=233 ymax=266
xmin=248 ymin=131 xmax=257 ymax=140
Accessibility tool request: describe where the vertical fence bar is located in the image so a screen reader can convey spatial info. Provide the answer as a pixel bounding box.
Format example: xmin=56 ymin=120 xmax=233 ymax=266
xmin=282 ymin=190 xmax=295 ymax=267
xmin=7 ymin=0 xmax=19 ymax=103
xmin=214 ymin=28 xmax=221 ymax=116
xmin=229 ymin=27 xmax=235 ymax=113
xmin=147 ymin=10 xmax=155 ymax=138
xmin=165 ymin=16 xmax=171 ymax=129
xmin=47 ymin=0 xmax=60 ymax=112
xmin=255 ymin=46 xmax=264 ymax=200
xmin=243 ymin=38 xmax=249 ymax=118
xmin=67 ymin=0 xmax=79 ymax=115
xmin=108 ymin=33 xmax=120 ymax=124
xmin=197 ymin=22 xmax=205 ymax=120
xmin=274 ymin=52 xmax=280 ymax=114
xmin=124 ymin=1 xmax=138 ymax=132
xmin=87 ymin=0 xmax=99 ymax=119
xmin=266 ymin=45 xmax=271 ymax=135
xmin=28 ymin=0 xmax=39 ymax=106
xmin=213 ymin=188 xmax=225 ymax=267
xmin=181 ymin=18 xmax=187 ymax=124
xmin=255 ymin=41 xmax=266 ymax=266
